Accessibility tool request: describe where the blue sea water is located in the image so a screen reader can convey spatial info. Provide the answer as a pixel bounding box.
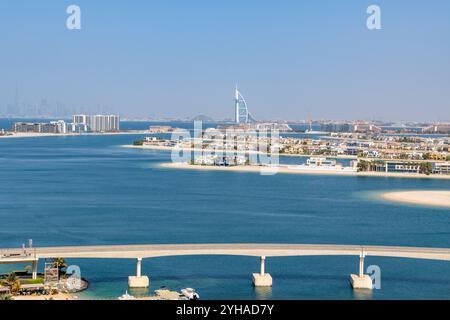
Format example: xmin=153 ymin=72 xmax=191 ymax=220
xmin=0 ymin=122 xmax=449 ymax=299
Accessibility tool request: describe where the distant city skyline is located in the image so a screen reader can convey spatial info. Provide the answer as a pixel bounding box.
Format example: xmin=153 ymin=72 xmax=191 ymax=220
xmin=1 ymin=1 xmax=449 ymax=122
xmin=0 ymin=88 xmax=113 ymax=119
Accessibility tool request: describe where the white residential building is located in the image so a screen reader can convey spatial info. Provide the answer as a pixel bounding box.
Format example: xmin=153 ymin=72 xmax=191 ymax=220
xmin=72 ymin=114 xmax=120 ymax=132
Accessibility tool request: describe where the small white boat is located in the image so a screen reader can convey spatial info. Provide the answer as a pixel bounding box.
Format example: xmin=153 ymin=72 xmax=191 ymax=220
xmin=304 ymin=130 xmax=326 ymax=135
xmin=181 ymin=288 xmax=200 ymax=300
xmin=118 ymin=290 xmax=135 ymax=300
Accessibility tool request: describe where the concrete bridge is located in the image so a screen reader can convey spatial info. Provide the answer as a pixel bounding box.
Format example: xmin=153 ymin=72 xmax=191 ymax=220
xmin=1 ymin=244 xmax=450 ymax=289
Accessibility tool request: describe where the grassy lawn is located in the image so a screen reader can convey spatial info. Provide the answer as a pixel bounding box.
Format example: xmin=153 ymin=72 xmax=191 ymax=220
xmin=19 ymin=278 xmax=45 ymax=285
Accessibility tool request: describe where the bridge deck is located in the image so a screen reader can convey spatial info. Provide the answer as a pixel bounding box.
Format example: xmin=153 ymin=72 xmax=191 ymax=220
xmin=1 ymin=244 xmax=450 ymax=263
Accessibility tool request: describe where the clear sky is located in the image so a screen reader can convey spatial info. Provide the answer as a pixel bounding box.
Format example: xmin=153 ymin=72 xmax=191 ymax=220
xmin=0 ymin=0 xmax=449 ymax=121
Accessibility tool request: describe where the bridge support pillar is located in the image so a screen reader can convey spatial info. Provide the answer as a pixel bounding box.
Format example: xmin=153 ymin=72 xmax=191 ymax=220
xmin=32 ymin=259 xmax=38 ymax=280
xmin=128 ymin=258 xmax=149 ymax=288
xmin=137 ymin=257 xmax=142 ymax=277
xmin=350 ymin=252 xmax=372 ymax=290
xmin=252 ymin=256 xmax=272 ymax=287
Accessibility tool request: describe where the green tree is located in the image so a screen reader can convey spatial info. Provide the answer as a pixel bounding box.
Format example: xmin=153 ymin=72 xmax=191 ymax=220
xmin=52 ymin=258 xmax=68 ymax=276
xmin=357 ymin=160 xmax=369 ymax=172
xmin=1 ymin=273 xmax=21 ymax=295
xmin=419 ymin=162 xmax=433 ymax=175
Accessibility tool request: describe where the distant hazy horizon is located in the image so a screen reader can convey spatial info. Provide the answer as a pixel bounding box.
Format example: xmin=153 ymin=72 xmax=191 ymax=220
xmin=1 ymin=1 xmax=449 ymax=122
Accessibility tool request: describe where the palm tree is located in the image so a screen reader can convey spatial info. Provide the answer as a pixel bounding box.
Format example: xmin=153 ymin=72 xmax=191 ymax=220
xmin=357 ymin=160 xmax=369 ymax=172
xmin=1 ymin=273 xmax=21 ymax=295
xmin=24 ymin=265 xmax=32 ymax=274
xmin=52 ymin=258 xmax=68 ymax=276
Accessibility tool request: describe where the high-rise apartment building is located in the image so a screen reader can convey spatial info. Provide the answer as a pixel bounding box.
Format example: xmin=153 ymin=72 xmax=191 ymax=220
xmin=72 ymin=115 xmax=120 ymax=132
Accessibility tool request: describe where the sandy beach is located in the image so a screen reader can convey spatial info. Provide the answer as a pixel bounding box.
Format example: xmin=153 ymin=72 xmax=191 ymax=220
xmin=159 ymin=162 xmax=450 ymax=180
xmin=129 ymin=145 xmax=450 ymax=163
xmin=0 ymin=132 xmax=80 ymax=139
xmin=13 ymin=293 xmax=78 ymax=300
xmin=382 ymin=191 xmax=450 ymax=208
xmin=0 ymin=131 xmax=151 ymax=139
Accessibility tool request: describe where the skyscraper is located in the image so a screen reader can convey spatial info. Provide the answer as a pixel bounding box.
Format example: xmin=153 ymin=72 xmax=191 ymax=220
xmin=234 ymin=87 xmax=256 ymax=124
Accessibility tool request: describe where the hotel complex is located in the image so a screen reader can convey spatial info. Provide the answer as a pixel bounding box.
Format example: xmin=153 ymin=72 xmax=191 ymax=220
xmin=13 ymin=120 xmax=68 ymax=134
xmin=12 ymin=115 xmax=120 ymax=134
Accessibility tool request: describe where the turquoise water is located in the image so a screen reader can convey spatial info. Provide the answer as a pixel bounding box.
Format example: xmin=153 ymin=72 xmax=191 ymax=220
xmin=0 ymin=130 xmax=449 ymax=299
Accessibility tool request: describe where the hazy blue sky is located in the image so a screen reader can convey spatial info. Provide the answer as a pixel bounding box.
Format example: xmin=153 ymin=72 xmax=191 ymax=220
xmin=0 ymin=0 xmax=449 ymax=121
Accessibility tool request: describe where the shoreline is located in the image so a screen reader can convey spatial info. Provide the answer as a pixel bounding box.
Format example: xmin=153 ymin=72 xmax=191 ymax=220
xmin=382 ymin=191 xmax=450 ymax=208
xmin=0 ymin=131 xmax=151 ymax=139
xmin=125 ymin=144 xmax=358 ymax=160
xmin=125 ymin=145 xmax=450 ymax=163
xmin=159 ymin=162 xmax=450 ymax=180
xmin=12 ymin=293 xmax=78 ymax=300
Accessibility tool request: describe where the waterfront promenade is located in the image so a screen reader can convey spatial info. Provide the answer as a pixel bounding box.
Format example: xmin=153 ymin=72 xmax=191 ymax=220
xmin=2 ymin=244 xmax=450 ymax=289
